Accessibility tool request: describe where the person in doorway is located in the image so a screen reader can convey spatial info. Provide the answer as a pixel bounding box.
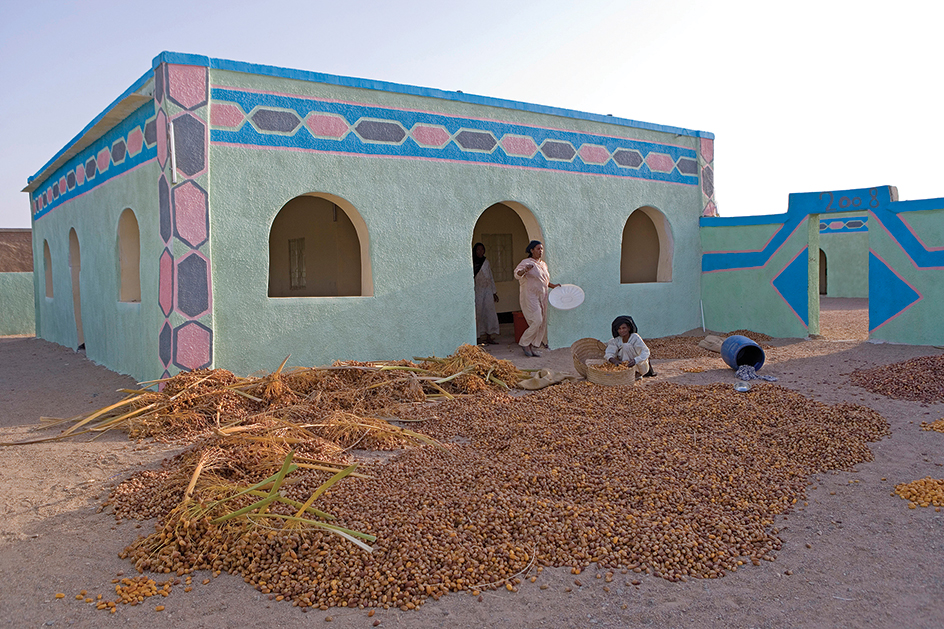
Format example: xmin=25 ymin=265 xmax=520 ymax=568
xmin=473 ymin=242 xmax=500 ymax=345
xmin=514 ymin=240 xmax=560 ymax=357
xmin=605 ymin=315 xmax=657 ymax=378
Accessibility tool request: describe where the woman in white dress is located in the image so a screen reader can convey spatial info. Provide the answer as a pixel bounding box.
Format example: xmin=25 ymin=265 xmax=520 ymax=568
xmin=514 ymin=240 xmax=560 ymax=357
xmin=473 ymin=242 xmax=500 ymax=344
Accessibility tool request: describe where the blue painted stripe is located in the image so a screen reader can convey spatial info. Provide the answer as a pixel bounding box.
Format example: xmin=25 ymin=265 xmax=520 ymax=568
xmin=702 ymin=215 xmax=805 ymax=272
xmin=32 ymin=104 xmax=157 ymax=220
xmin=872 ymin=205 xmax=944 ymax=268
xmin=211 ymin=88 xmax=699 ymax=184
xmin=154 ymin=51 xmax=713 ymax=140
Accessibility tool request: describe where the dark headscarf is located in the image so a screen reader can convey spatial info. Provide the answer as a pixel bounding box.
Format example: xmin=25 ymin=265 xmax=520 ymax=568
xmin=611 ymin=315 xmax=638 ymax=339
xmin=472 ymin=242 xmax=486 ymax=277
xmin=525 ymin=240 xmax=543 ymax=257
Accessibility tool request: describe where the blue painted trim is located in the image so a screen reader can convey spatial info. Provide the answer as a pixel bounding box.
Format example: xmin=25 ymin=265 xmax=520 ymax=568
xmin=701 ymin=187 xmax=897 ymax=272
xmin=211 ymin=87 xmax=699 ymax=185
xmin=887 ymin=197 xmax=944 ymax=214
xmin=27 ymin=69 xmax=153 ymax=186
xmin=153 ymin=51 xmax=712 ymax=140
xmin=700 ymin=213 xmax=789 ymax=227
xmin=871 ymin=206 xmax=944 ymax=268
xmin=32 ymin=104 xmax=157 ymax=220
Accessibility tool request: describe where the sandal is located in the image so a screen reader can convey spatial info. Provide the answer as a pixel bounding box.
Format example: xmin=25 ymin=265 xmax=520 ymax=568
xmin=522 ymin=345 xmax=534 ymax=357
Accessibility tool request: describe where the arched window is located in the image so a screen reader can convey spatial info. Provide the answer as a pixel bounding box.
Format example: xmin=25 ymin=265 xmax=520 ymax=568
xmin=118 ymin=208 xmax=141 ymax=302
xmin=268 ymin=194 xmax=371 ymax=297
xmin=620 ymin=206 xmax=673 ymax=283
xmin=69 ymin=228 xmax=84 ymax=347
xmin=43 ymin=240 xmax=53 ymax=298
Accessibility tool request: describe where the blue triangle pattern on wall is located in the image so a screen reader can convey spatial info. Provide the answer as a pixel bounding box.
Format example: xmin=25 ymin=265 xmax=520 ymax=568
xmin=771 ymin=248 xmax=809 ymax=326
xmin=869 ymin=252 xmax=922 ymax=332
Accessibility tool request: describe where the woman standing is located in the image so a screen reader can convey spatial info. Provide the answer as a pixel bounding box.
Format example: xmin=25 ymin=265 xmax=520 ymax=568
xmin=472 ymin=242 xmax=500 ymax=345
xmin=514 ymin=240 xmax=560 ymax=357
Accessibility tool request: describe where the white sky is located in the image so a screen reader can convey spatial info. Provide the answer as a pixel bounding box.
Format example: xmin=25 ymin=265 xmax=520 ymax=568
xmin=1 ymin=0 xmax=940 ymax=228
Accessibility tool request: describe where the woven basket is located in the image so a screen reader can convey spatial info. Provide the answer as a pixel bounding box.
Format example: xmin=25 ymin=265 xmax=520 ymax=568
xmin=571 ymin=337 xmax=606 ymax=378
xmin=585 ymin=359 xmax=637 ymax=386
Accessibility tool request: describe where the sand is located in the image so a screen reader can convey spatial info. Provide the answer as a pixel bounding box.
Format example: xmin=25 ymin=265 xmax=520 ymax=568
xmin=2 ymin=305 xmax=943 ymax=628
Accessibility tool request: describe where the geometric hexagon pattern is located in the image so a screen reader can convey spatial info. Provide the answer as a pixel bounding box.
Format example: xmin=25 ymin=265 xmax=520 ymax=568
xmin=172 ymin=114 xmax=207 ymax=178
xmin=176 ymin=252 xmax=210 ymax=319
xmin=173 ymin=321 xmax=212 ymax=371
xmin=172 ymin=181 xmax=209 ymax=248
xmin=210 ymin=87 xmax=701 ymax=187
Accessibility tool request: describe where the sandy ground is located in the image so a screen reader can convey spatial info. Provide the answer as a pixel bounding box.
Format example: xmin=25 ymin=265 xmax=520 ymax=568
xmin=2 ymin=299 xmax=943 ymax=628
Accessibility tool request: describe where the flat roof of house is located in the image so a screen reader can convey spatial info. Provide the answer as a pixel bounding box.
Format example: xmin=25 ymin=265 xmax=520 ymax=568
xmin=26 ymin=51 xmax=713 ymax=192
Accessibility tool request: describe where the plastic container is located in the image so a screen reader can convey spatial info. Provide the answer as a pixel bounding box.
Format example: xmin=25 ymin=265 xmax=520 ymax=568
xmin=513 ymin=311 xmax=528 ymax=344
xmin=720 ymin=335 xmax=766 ymax=371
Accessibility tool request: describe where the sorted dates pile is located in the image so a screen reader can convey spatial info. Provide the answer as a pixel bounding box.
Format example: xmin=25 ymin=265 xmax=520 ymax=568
xmin=647 ymin=330 xmax=773 ymax=360
xmin=113 ymin=379 xmax=889 ymax=611
xmin=849 ymin=354 xmax=944 ymax=403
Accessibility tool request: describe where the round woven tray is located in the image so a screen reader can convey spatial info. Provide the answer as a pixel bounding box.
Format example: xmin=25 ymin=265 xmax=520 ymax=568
xmin=571 ymin=337 xmax=606 ymax=378
xmin=585 ymin=359 xmax=637 ymax=386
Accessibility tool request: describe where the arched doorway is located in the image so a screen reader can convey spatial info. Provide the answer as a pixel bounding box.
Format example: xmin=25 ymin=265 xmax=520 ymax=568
xmin=471 ymin=201 xmax=543 ymax=341
xmin=620 ymin=206 xmax=673 ymax=283
xmin=68 ymin=228 xmax=84 ymax=348
xmin=268 ymin=194 xmax=372 ymax=297
xmin=819 ymin=248 xmax=827 ymax=295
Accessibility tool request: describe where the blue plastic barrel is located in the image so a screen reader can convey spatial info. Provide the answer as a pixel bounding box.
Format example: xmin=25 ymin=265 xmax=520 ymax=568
xmin=720 ymin=335 xmax=765 ymax=371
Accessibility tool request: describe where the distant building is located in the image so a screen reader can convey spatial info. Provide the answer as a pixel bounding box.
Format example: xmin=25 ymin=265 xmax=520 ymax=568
xmin=0 ymin=228 xmax=34 ymax=335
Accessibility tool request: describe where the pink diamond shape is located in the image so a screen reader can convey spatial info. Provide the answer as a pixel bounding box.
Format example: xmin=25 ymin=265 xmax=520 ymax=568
xmin=127 ymin=127 xmax=144 ymax=156
xmin=173 ymin=182 xmax=208 ymax=246
xmin=45 ymin=188 xmax=53 ymax=203
xmin=700 ymin=137 xmax=714 ymax=163
xmin=75 ymin=164 xmax=85 ymax=186
xmin=306 ymin=113 xmax=350 ymax=139
xmin=829 ymin=220 xmax=844 ymax=230
xmin=212 ymin=103 xmax=246 ymax=129
xmin=159 ymin=249 xmax=174 ymax=317
xmin=175 ymin=322 xmax=211 ymax=370
xmin=578 ymin=144 xmax=610 ymax=165
xmin=167 ymin=64 xmax=207 ymax=110
xmin=646 ymin=152 xmax=675 ymax=173
xmin=500 ymin=135 xmax=538 ymax=157
xmin=411 ymin=124 xmax=450 ymax=148
xmin=58 ymin=176 xmax=68 ymax=193
xmin=156 ymin=109 xmax=168 ymax=168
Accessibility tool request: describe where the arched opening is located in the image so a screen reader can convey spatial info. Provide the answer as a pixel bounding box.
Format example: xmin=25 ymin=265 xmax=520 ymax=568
xmin=68 ymin=228 xmax=84 ymax=347
xmin=43 ymin=240 xmax=53 ymax=298
xmin=118 ymin=208 xmax=141 ymax=302
xmin=620 ymin=206 xmax=673 ymax=283
xmin=471 ymin=201 xmax=543 ymax=340
xmin=819 ymin=248 xmax=827 ymax=295
xmin=268 ymin=194 xmax=371 ymax=297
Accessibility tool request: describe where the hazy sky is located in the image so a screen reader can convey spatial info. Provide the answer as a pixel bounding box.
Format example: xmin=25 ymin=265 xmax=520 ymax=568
xmin=1 ymin=0 xmax=939 ymax=228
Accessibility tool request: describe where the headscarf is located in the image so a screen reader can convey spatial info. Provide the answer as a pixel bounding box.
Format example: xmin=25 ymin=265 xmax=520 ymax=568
xmin=525 ymin=240 xmax=543 ymax=257
xmin=472 ymin=242 xmax=486 ymax=277
xmin=611 ymin=315 xmax=637 ymax=339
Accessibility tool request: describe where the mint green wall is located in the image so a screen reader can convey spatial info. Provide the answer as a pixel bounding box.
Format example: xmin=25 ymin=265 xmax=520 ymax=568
xmin=208 ymin=72 xmax=705 ymax=374
xmin=31 ymin=163 xmax=165 ymax=380
xmin=819 ymin=212 xmax=868 ymax=298
xmin=700 ymin=218 xmax=812 ymax=338
xmin=0 ymin=272 xmax=35 ymax=335
xmin=869 ymin=203 xmax=944 ymax=344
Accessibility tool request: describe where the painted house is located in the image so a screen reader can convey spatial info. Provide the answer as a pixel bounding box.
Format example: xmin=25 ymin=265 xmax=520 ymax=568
xmin=25 ymin=52 xmax=717 ymax=382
